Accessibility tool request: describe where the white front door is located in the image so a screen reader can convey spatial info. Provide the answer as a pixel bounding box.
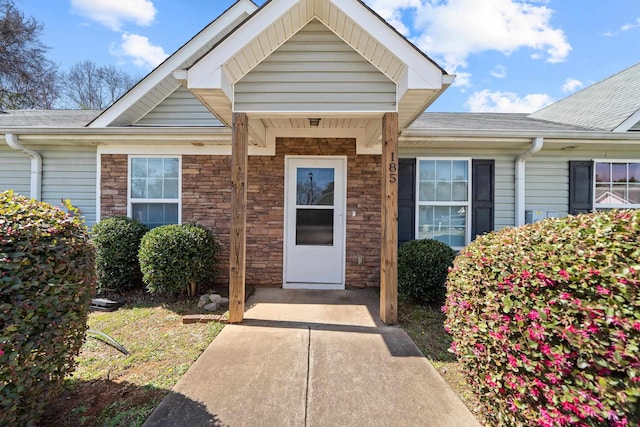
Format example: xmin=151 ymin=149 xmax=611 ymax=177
xmin=284 ymin=157 xmax=346 ymax=289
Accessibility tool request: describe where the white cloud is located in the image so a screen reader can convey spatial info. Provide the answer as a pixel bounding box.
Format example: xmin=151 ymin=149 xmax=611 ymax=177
xmin=562 ymin=78 xmax=583 ymax=93
xmin=365 ymin=0 xmax=571 ymax=72
xmin=620 ymin=18 xmax=640 ymax=32
xmin=71 ymin=0 xmax=157 ymax=31
xmin=466 ymin=90 xmax=554 ymax=113
xmin=111 ymin=33 xmax=168 ymax=69
xmin=451 ymin=71 xmax=472 ymax=89
xmin=366 ymin=0 xmax=421 ymax=35
xmin=491 ymin=65 xmax=507 ymax=79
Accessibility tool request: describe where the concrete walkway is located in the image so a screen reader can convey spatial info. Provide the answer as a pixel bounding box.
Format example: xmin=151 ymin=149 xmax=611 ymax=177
xmin=144 ymin=288 xmax=480 ymax=427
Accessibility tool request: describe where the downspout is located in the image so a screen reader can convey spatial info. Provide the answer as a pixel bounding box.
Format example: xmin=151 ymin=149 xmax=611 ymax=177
xmin=5 ymin=133 xmax=42 ymax=200
xmin=515 ymin=137 xmax=544 ymax=227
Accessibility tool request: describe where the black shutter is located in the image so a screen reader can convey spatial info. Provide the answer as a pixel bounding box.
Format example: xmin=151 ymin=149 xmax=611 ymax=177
xmin=398 ymin=158 xmax=416 ymax=245
xmin=569 ymin=161 xmax=593 ymax=214
xmin=472 ymin=159 xmax=495 ymax=239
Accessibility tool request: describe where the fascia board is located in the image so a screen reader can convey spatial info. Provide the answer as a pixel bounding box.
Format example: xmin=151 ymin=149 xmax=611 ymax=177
xmin=187 ymin=0 xmax=300 ymax=89
xmin=614 ymin=108 xmax=640 ymax=132
xmin=89 ymin=0 xmax=257 ymax=128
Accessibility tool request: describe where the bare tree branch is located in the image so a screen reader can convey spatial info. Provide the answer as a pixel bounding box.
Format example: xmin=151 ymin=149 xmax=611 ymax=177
xmin=0 ymin=0 xmax=58 ymax=109
xmin=59 ymin=60 xmax=138 ymax=110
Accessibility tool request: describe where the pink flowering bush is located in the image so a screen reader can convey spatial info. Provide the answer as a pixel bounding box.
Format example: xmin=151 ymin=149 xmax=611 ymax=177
xmin=445 ymin=210 xmax=640 ymax=426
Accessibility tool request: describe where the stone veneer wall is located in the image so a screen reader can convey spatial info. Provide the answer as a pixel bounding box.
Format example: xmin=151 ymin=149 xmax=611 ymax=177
xmin=100 ymin=154 xmax=128 ymax=218
xmin=100 ymin=138 xmax=381 ymax=288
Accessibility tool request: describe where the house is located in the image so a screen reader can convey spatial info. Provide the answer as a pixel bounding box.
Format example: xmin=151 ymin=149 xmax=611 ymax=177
xmin=2 ymin=0 xmax=640 ymax=324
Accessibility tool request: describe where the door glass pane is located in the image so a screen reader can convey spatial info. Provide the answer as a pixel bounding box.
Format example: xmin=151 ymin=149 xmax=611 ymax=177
xmin=296 ymin=168 xmax=335 ymax=206
xmin=296 ymin=209 xmax=333 ymax=246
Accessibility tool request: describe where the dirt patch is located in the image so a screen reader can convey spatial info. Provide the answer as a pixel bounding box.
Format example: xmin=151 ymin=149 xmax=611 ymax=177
xmin=40 ymin=380 xmax=166 ymax=427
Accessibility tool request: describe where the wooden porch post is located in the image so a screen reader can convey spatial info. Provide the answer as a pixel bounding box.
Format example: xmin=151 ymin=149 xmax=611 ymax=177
xmin=229 ymin=113 xmax=248 ymax=323
xmin=380 ymin=112 xmax=399 ymax=324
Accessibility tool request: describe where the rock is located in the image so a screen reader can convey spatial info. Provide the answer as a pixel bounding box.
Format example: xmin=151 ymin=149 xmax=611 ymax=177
xmin=219 ymin=297 xmax=229 ymax=307
xmin=209 ymin=294 xmax=222 ymax=304
xmin=204 ymin=303 xmax=218 ymax=312
xmin=198 ymin=295 xmax=210 ymax=308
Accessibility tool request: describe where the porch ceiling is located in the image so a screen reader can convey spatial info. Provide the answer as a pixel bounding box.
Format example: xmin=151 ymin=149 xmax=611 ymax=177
xmin=177 ymin=0 xmax=452 ymax=147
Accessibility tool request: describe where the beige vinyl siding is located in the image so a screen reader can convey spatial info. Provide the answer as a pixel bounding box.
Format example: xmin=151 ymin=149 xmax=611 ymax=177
xmin=525 ymin=158 xmax=569 ymax=217
xmin=35 ymin=146 xmax=97 ymax=227
xmin=234 ymin=20 xmax=396 ymax=113
xmin=494 ymin=157 xmax=515 ymax=230
xmin=110 ymin=11 xmax=250 ymax=127
xmin=0 ymin=148 xmax=31 ymax=196
xmin=136 ymin=86 xmax=223 ymax=127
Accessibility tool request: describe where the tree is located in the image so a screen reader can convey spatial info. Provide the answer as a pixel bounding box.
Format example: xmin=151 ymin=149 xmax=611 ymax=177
xmin=58 ymin=60 xmax=138 ymax=110
xmin=0 ymin=0 xmax=58 ymax=109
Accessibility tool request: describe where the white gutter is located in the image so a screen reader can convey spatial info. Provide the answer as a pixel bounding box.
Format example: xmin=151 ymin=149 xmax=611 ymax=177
xmin=515 ymin=137 xmax=544 ymax=227
xmin=5 ymin=133 xmax=42 ymax=200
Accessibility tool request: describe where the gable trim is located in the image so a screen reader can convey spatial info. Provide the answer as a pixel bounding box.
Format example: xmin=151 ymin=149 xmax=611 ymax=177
xmin=88 ymin=0 xmax=258 ymax=128
xmin=614 ymin=108 xmax=640 ymax=132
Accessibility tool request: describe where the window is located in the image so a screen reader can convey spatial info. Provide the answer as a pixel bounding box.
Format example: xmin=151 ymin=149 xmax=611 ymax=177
xmin=594 ymin=161 xmax=640 ymax=209
xmin=416 ymin=159 xmax=470 ymax=249
xmin=129 ymin=157 xmax=181 ymax=228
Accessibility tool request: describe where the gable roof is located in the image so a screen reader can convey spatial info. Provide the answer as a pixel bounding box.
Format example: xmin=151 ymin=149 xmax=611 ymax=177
xmin=89 ymin=0 xmax=258 ymax=128
xmin=529 ymin=63 xmax=640 ymax=132
xmin=180 ymin=0 xmax=452 ymax=133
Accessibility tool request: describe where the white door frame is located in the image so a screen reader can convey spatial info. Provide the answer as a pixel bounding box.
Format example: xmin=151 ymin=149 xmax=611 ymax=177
xmin=283 ymin=155 xmax=347 ymax=290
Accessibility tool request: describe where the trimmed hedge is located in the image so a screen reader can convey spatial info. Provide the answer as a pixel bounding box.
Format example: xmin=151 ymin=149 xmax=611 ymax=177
xmin=398 ymin=239 xmax=456 ymax=304
xmin=139 ymin=224 xmax=218 ymax=296
xmin=0 ymin=191 xmax=96 ymax=425
xmin=445 ymin=210 xmax=640 ymax=427
xmin=92 ymin=216 xmax=148 ymax=293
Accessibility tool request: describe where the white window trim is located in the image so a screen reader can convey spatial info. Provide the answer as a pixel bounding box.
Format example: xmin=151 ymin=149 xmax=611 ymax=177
xmin=593 ymin=159 xmax=640 ymax=210
xmin=415 ymin=157 xmax=472 ymax=250
xmin=127 ymin=155 xmax=182 ymax=225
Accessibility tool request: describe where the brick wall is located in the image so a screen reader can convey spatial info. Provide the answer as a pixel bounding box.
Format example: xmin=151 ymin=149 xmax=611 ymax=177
xmin=99 ymin=140 xmax=382 ymax=289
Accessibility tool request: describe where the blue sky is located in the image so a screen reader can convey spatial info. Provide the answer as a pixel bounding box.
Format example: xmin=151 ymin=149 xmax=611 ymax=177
xmin=17 ymin=0 xmax=640 ymax=112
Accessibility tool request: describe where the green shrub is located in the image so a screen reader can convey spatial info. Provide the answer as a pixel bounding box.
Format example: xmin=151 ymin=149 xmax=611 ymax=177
xmin=0 ymin=191 xmax=96 ymax=426
xmin=398 ymin=239 xmax=456 ymax=304
xmin=92 ymin=216 xmax=148 ymax=293
xmin=445 ymin=210 xmax=640 ymax=427
xmin=138 ymin=224 xmax=218 ymax=296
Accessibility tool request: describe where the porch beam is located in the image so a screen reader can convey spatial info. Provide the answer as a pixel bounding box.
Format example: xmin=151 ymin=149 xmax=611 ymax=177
xmin=229 ymin=112 xmax=248 ymax=323
xmin=380 ymin=112 xmax=399 ymax=324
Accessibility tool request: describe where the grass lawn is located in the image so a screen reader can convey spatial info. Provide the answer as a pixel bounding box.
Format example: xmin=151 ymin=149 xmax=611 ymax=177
xmin=398 ymin=300 xmax=485 ymax=423
xmin=41 ymin=291 xmax=225 ymax=427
